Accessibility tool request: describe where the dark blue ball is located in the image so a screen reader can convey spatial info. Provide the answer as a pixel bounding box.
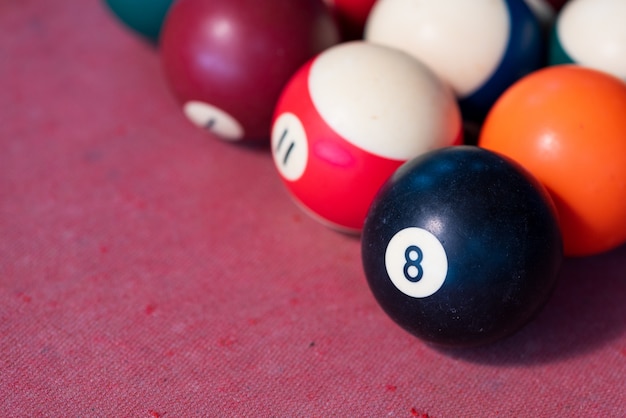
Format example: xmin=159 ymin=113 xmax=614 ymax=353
xmin=459 ymin=0 xmax=544 ymax=122
xmin=361 ymin=146 xmax=563 ymax=347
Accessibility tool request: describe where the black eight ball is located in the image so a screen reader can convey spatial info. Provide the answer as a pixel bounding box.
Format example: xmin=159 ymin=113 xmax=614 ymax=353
xmin=361 ymin=146 xmax=563 ymax=347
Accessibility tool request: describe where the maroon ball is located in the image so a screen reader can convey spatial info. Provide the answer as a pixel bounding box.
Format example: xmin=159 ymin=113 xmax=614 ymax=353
xmin=160 ymin=0 xmax=340 ymax=143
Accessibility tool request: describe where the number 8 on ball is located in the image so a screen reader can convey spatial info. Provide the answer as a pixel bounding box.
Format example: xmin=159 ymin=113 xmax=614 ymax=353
xmin=385 ymin=227 xmax=448 ymax=298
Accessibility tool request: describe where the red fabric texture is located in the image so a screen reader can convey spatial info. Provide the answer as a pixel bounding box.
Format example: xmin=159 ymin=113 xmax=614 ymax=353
xmin=1 ymin=1 xmax=625 ymax=416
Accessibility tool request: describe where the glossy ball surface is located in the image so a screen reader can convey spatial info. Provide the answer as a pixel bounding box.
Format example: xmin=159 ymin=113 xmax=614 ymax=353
xmin=361 ymin=146 xmax=563 ymax=347
xmin=364 ymin=0 xmax=543 ymax=120
xmin=549 ymin=0 xmax=626 ymax=81
xmin=104 ymin=0 xmax=174 ymax=42
xmin=160 ymin=0 xmax=340 ymax=142
xmin=323 ymin=0 xmax=378 ymax=39
xmin=524 ymin=0 xmax=556 ymax=29
xmin=479 ymin=65 xmax=626 ymax=256
xmin=272 ymin=41 xmax=462 ymax=232
xmin=545 ymin=0 xmax=569 ymax=10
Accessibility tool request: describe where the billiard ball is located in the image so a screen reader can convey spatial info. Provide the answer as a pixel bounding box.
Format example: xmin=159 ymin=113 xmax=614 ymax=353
xmin=524 ymin=0 xmax=556 ymax=30
xmin=271 ymin=41 xmax=462 ymax=233
xmin=546 ymin=0 xmax=569 ymax=10
xmin=528 ymin=0 xmax=569 ymax=17
xmin=549 ymin=0 xmax=626 ymax=81
xmin=323 ymin=0 xmax=378 ymax=39
xmin=160 ymin=0 xmax=340 ymax=143
xmin=364 ymin=0 xmax=544 ymax=121
xmin=479 ymin=65 xmax=626 ymax=256
xmin=361 ymin=146 xmax=563 ymax=347
xmin=103 ymin=0 xmax=174 ymax=42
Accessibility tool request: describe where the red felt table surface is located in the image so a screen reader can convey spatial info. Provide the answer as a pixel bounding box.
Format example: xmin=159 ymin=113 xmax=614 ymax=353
xmin=1 ymin=1 xmax=625 ymax=416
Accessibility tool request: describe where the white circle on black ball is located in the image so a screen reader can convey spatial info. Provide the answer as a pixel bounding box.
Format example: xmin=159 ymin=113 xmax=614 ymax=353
xmin=384 ymin=227 xmax=448 ymax=298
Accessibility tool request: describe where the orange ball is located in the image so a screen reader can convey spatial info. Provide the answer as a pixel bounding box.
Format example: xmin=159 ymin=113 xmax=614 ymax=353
xmin=479 ymin=65 xmax=626 ymax=257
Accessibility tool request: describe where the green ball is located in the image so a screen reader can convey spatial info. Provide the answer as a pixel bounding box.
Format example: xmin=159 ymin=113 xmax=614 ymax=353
xmin=104 ymin=0 xmax=175 ymax=42
xmin=548 ymin=24 xmax=574 ymax=66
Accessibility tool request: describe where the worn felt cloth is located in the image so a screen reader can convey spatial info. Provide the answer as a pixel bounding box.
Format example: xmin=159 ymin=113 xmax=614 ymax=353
xmin=1 ymin=1 xmax=625 ymax=416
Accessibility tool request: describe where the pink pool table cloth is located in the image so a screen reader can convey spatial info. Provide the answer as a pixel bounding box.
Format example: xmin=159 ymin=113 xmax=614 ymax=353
xmin=1 ymin=1 xmax=625 ymax=416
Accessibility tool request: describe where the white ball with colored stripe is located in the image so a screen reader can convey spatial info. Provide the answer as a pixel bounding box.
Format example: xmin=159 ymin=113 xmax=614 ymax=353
xmin=271 ymin=41 xmax=462 ymax=233
xmin=550 ymin=0 xmax=626 ymax=81
xmin=364 ymin=0 xmax=543 ymax=119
